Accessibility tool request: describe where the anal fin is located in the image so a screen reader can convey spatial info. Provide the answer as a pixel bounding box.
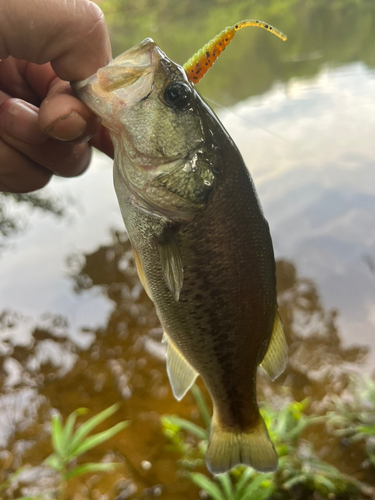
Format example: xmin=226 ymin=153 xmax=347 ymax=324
xmin=163 ymin=332 xmax=197 ymax=401
xmin=260 ymin=312 xmax=288 ymax=381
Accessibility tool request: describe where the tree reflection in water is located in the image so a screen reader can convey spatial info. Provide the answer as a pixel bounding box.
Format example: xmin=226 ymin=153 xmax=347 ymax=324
xmin=274 ymin=259 xmax=368 ymax=401
xmin=0 ymin=192 xmax=66 ymax=242
xmin=0 ymin=230 xmax=369 ymax=499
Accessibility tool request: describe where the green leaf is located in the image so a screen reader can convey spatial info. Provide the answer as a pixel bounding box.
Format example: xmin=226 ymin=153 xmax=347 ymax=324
xmin=190 ymin=473 xmax=224 ymax=500
xmin=69 ymin=403 xmax=121 ymax=452
xmin=367 ymin=451 xmax=375 ymax=466
xmin=68 ymin=421 xmax=129 ymax=459
xmin=44 ymin=453 xmax=63 ymax=471
xmin=191 ymin=385 xmax=212 ymax=428
xmin=13 ymin=497 xmax=42 ymax=500
xmin=163 ymin=415 xmax=208 ymax=440
xmin=240 ymin=474 xmax=272 ymax=500
xmin=313 ymin=475 xmax=336 ymax=492
xmin=61 ymin=411 xmax=79 ymax=448
xmin=309 ymin=458 xmax=341 ymax=477
xmin=0 ymin=466 xmax=27 ymax=492
xmin=51 ymin=414 xmax=64 ymax=458
xmin=287 ymin=418 xmax=315 ymax=440
xmin=357 ymin=425 xmax=375 ymax=435
xmin=283 ymin=474 xmax=306 ymax=489
xmin=234 ymin=468 xmax=254 ymax=496
xmin=217 ymin=473 xmax=233 ymax=500
xmin=64 ymin=462 xmax=121 ymax=480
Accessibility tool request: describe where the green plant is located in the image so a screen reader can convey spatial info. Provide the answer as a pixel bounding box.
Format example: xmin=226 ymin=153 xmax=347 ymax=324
xmin=325 ymin=375 xmax=375 ymax=465
xmin=2 ymin=403 xmax=128 ymax=500
xmin=191 ymin=468 xmax=272 ymax=500
xmin=162 ymin=386 xmax=373 ymax=500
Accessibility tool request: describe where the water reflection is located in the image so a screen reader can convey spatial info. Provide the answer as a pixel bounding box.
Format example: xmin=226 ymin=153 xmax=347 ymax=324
xmin=100 ymin=0 xmax=375 ymax=105
xmin=1 ymin=0 xmax=375 ymax=496
xmin=0 ymin=192 xmax=66 ymax=250
xmin=274 ymin=259 xmax=368 ymax=401
xmin=0 ymin=226 xmax=370 ymax=498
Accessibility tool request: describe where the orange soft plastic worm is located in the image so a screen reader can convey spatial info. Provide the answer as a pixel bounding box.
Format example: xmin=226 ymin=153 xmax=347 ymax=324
xmin=183 ymin=20 xmax=287 ymax=85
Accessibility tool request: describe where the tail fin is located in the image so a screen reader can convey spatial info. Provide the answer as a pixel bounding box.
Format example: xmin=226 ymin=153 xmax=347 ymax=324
xmin=205 ymin=413 xmax=278 ymax=475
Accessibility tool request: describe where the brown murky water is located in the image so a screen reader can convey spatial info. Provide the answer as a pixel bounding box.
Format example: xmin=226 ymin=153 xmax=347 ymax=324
xmin=2 ymin=0 xmax=375 ymax=498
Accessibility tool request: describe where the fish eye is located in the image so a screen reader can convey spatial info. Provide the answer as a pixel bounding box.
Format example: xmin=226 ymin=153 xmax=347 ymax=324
xmin=163 ymin=82 xmax=191 ymax=110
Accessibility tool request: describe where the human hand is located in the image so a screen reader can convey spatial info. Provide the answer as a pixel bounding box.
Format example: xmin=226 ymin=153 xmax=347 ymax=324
xmin=0 ymin=0 xmax=114 ymax=193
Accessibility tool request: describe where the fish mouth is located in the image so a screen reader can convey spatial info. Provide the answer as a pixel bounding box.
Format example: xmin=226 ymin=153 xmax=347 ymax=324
xmin=71 ymin=38 xmax=164 ymax=124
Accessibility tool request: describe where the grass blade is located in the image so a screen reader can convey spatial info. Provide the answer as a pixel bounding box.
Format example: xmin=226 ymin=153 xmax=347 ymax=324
xmin=44 ymin=453 xmax=63 ymax=472
xmin=64 ymin=462 xmax=121 ymax=480
xmin=14 ymin=497 xmax=42 ymax=500
xmin=69 ymin=403 xmax=120 ymax=451
xmin=217 ymin=473 xmax=233 ymax=499
xmin=51 ymin=414 xmax=64 ymax=458
xmin=313 ymin=475 xmax=336 ymax=492
xmin=61 ymin=410 xmax=80 ymax=447
xmin=234 ymin=468 xmax=254 ymax=496
xmin=358 ymin=425 xmax=375 ymax=435
xmin=191 ymin=385 xmax=212 ymax=428
xmin=163 ymin=415 xmax=208 ymax=440
xmin=69 ymin=421 xmax=129 ymax=459
xmin=0 ymin=467 xmax=28 ymax=493
xmin=239 ymin=474 xmax=271 ymax=500
xmin=190 ymin=473 xmax=224 ymax=500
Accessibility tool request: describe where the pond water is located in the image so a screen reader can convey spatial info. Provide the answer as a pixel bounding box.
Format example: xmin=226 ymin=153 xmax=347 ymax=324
xmin=1 ymin=1 xmax=375 ymax=498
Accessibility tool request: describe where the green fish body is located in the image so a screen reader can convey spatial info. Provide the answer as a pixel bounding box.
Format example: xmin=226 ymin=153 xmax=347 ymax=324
xmin=74 ymin=38 xmax=287 ymax=474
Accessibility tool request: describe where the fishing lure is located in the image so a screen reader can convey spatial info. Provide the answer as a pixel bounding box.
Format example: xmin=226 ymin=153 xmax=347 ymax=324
xmin=183 ymin=20 xmax=287 ymax=84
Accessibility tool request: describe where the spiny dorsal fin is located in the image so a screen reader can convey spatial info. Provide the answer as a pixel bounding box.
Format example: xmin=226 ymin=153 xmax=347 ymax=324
xmin=155 ymin=228 xmax=183 ymax=301
xmin=163 ymin=332 xmax=198 ymax=401
xmin=260 ymin=312 xmax=287 ymax=381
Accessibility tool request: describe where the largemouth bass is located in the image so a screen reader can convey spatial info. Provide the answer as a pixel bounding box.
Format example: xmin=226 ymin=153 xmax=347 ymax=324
xmin=73 ymin=27 xmax=287 ymax=475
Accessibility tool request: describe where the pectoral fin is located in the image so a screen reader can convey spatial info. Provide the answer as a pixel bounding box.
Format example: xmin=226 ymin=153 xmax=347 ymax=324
xmin=163 ymin=332 xmax=198 ymax=401
xmin=155 ymin=229 xmax=183 ymax=301
xmin=260 ymin=312 xmax=287 ymax=380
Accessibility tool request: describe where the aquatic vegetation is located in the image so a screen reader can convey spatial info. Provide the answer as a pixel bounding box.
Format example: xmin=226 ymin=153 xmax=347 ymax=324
xmin=1 ymin=404 xmax=128 ymax=500
xmin=325 ymin=375 xmax=375 ymax=467
xmin=161 ymin=386 xmax=373 ymax=500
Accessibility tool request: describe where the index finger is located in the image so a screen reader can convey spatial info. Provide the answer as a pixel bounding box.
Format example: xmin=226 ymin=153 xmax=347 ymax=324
xmin=0 ymin=0 xmax=112 ymax=81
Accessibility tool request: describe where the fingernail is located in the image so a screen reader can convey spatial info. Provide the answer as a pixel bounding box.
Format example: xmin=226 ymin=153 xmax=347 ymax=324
xmin=0 ymin=101 xmax=48 ymax=145
xmin=45 ymin=110 xmax=87 ymax=141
